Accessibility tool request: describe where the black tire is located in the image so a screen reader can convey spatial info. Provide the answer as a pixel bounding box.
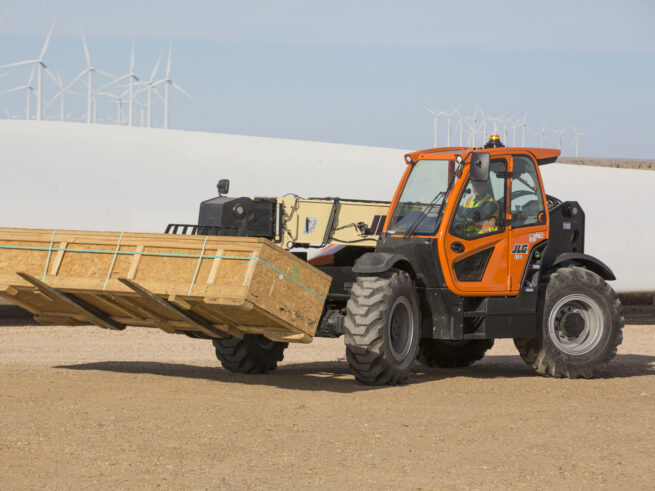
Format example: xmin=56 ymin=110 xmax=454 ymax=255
xmin=343 ymin=270 xmax=421 ymax=385
xmin=514 ymin=266 xmax=624 ymax=378
xmin=418 ymin=339 xmax=494 ymax=368
xmin=212 ymin=334 xmax=288 ymax=374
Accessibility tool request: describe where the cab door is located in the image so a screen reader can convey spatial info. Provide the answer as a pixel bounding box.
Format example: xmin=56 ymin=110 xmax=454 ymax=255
xmin=441 ymin=158 xmax=512 ymax=295
xmin=506 ymin=155 xmax=549 ymax=294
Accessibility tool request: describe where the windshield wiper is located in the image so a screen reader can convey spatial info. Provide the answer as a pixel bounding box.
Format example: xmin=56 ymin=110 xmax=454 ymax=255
xmin=403 ymin=191 xmax=446 ymax=239
xmin=402 ymin=162 xmax=463 ymax=240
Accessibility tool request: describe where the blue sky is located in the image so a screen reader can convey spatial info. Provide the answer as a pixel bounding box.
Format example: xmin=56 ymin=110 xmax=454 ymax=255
xmin=0 ymin=0 xmax=653 ymax=158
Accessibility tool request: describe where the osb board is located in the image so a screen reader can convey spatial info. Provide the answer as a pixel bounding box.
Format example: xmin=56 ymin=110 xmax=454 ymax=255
xmin=0 ymin=227 xmax=331 ymax=338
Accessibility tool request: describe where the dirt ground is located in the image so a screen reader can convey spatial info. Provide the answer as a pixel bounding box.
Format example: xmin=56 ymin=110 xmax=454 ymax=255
xmin=1 ymin=307 xmax=654 ymax=490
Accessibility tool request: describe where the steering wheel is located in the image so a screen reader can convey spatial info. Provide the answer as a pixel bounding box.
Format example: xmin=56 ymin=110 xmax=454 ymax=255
xmin=510 ymin=190 xmax=534 ymax=200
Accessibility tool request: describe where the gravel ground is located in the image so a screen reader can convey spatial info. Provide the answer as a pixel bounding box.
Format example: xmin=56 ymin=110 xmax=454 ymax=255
xmin=0 ymin=308 xmax=653 ymax=489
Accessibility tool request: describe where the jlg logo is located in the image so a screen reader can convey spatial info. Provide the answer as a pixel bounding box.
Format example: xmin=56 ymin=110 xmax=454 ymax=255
xmin=512 ymin=244 xmax=528 ymax=254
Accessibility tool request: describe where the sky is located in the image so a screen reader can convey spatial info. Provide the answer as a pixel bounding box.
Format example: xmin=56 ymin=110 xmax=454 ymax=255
xmin=0 ymin=0 xmax=653 ymax=158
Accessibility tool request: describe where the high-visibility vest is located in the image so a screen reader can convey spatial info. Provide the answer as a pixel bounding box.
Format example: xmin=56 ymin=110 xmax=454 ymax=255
xmin=463 ymin=192 xmax=499 ymax=234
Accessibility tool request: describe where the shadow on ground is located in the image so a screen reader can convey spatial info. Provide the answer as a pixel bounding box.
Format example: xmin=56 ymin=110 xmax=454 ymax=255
xmin=57 ymin=354 xmax=655 ymax=393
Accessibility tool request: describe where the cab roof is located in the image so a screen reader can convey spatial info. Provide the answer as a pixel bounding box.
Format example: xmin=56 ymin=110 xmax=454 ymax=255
xmin=405 ymin=146 xmax=561 ymax=166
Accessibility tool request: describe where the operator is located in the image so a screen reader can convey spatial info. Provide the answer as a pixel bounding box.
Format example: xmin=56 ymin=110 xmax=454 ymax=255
xmin=461 ymin=180 xmax=499 ymax=235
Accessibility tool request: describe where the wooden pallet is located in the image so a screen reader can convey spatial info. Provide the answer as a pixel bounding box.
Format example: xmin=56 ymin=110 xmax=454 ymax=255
xmin=0 ymin=228 xmax=331 ymax=343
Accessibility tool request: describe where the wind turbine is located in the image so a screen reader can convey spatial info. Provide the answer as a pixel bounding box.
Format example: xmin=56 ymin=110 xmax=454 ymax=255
xmin=1 ymin=67 xmax=36 ymax=119
xmin=445 ymin=108 xmax=461 ymax=147
xmin=154 ymin=43 xmax=193 ymax=129
xmin=46 ymin=67 xmax=79 ymax=122
xmin=458 ymin=115 xmax=474 ymax=146
xmin=520 ymin=111 xmax=528 ymax=146
xmin=424 ymin=106 xmax=448 ymax=147
xmin=552 ymin=126 xmax=567 ymax=150
xmin=134 ymin=53 xmax=164 ymax=128
xmin=570 ymin=125 xmax=586 ymax=157
xmin=540 ymin=123 xmax=546 ymax=148
xmin=99 ymin=38 xmax=140 ymax=126
xmin=53 ymin=32 xmax=114 ymax=124
xmin=0 ymin=20 xmax=57 ymax=121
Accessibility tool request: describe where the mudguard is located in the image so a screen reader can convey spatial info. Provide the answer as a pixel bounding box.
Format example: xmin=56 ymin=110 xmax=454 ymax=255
xmin=548 ymin=252 xmax=616 ymax=281
xmin=352 ymin=252 xmax=414 ymax=276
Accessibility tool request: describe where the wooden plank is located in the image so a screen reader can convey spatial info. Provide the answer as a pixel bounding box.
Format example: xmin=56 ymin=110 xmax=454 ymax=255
xmin=168 ymin=294 xmax=191 ymax=310
xmin=127 ymin=244 xmax=144 ymax=280
xmin=119 ymin=278 xmax=227 ymax=339
xmin=16 ymin=272 xmax=125 ymax=331
xmin=206 ymin=248 xmax=223 ymax=285
xmin=49 ymin=241 xmax=68 ymax=276
xmin=0 ymin=291 xmax=43 ymax=315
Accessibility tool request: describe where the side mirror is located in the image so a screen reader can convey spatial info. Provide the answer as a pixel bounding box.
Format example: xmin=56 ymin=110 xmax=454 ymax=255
xmin=217 ymin=179 xmax=230 ymax=196
xmin=470 ymin=152 xmax=490 ymax=182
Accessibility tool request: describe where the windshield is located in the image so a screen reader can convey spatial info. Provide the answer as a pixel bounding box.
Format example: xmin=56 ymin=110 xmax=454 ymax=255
xmin=386 ymin=159 xmax=455 ymax=235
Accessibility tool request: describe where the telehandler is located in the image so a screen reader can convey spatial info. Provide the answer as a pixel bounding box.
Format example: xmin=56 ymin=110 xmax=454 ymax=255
xmin=0 ymin=136 xmax=623 ymax=385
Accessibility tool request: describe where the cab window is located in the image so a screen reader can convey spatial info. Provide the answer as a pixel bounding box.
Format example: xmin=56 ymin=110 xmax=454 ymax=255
xmin=450 ymin=160 xmax=507 ymax=240
xmin=511 ymin=155 xmax=545 ymax=228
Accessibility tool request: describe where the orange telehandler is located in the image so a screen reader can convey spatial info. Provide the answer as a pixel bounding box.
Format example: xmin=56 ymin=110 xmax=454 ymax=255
xmin=0 ymin=136 xmax=623 ymax=385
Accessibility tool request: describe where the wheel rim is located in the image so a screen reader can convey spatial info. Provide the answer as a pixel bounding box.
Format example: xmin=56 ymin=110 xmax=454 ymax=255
xmin=388 ymin=296 xmax=414 ymax=361
xmin=547 ymin=293 xmax=604 ymax=355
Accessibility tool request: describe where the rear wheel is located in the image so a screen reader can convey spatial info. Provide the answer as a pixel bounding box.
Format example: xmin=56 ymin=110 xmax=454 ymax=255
xmin=514 ymin=266 xmax=623 ymax=378
xmin=343 ymin=270 xmax=421 ymax=385
xmin=213 ymin=334 xmax=288 ymax=374
xmin=418 ymin=339 xmax=494 ymax=368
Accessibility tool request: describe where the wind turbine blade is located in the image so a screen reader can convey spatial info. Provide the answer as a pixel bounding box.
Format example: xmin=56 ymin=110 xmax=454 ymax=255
xmin=0 ymin=11 xmax=7 ymax=26
xmin=166 ymin=41 xmax=172 ymax=78
xmin=65 ymin=69 xmax=88 ymax=91
xmin=44 ymin=66 xmax=59 ymax=85
xmin=0 ymin=60 xmax=38 ymax=69
xmin=0 ymin=70 xmax=13 ymax=79
xmin=54 ymin=66 xmax=63 ymax=86
xmin=423 ymin=105 xmax=436 ymax=116
xmin=152 ymin=85 xmax=165 ymax=103
xmin=149 ymin=52 xmax=163 ymax=83
xmin=27 ymin=65 xmax=36 ymax=85
xmin=97 ymin=74 xmax=128 ymax=91
xmin=1 ymin=85 xmax=28 ymax=96
xmin=171 ymin=81 xmax=194 ymax=100
xmin=130 ymin=37 xmax=135 ymax=72
xmin=81 ymin=30 xmax=91 ymax=67
xmin=95 ymin=69 xmax=115 ymax=78
xmin=40 ymin=19 xmax=56 ymax=60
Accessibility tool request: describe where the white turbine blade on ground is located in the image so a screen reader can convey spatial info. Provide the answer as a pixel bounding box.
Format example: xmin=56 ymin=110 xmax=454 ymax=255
xmin=171 ymin=81 xmax=194 ymax=100
xmin=40 ymin=20 xmax=56 ymax=60
xmin=0 ymin=59 xmax=38 ymax=69
xmin=81 ymin=31 xmax=91 ymax=67
xmin=149 ymin=52 xmax=163 ymax=83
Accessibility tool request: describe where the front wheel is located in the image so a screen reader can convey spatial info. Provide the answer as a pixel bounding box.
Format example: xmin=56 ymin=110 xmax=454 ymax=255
xmin=343 ymin=270 xmax=421 ymax=385
xmin=213 ymin=334 xmax=288 ymax=374
xmin=515 ymin=266 xmax=624 ymax=378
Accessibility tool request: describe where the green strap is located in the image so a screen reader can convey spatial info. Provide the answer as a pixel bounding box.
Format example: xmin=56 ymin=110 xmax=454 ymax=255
xmin=0 ymin=242 xmax=325 ymax=301
xmin=41 ymin=230 xmax=56 ymax=281
xmin=103 ymin=232 xmax=124 ymax=291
